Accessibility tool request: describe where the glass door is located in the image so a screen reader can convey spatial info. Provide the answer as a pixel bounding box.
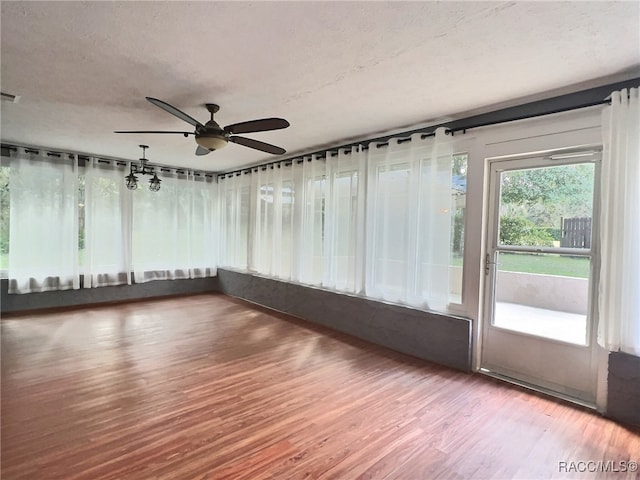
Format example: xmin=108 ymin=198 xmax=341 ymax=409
xmin=482 ymin=149 xmax=600 ymax=404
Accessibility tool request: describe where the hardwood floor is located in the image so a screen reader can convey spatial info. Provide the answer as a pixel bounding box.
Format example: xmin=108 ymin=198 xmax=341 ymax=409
xmin=2 ymin=293 xmax=639 ymax=480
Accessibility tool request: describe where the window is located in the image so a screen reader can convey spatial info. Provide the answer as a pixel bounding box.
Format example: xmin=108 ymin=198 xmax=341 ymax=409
xmin=220 ymin=130 xmax=463 ymax=314
xmin=365 ymin=132 xmax=456 ymax=310
xmin=3 ymin=148 xmax=218 ymax=292
xmin=6 ymin=150 xmax=79 ymax=293
xmin=368 ymin=161 xmax=412 ymax=301
xmin=82 ymin=161 xmax=131 ymax=287
xmin=1 ymin=157 xmax=87 ymax=281
xmin=132 ymin=172 xmax=217 ymax=283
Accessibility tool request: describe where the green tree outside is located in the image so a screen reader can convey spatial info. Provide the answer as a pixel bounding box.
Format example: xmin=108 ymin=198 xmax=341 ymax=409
xmin=499 ymin=163 xmax=594 ymax=245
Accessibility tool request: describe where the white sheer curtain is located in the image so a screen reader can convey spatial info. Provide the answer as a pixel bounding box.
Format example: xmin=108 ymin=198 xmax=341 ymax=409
xmin=250 ymin=163 xmax=295 ymax=279
xmin=599 ymin=87 xmax=640 ymax=356
xmin=83 ymin=158 xmax=131 ymax=287
xmin=322 ymin=146 xmax=367 ymax=294
xmin=366 ymin=128 xmax=454 ymax=310
xmin=216 ymin=131 xmax=456 ymax=312
xmin=189 ymin=173 xmax=219 ymax=278
xmin=8 ymin=148 xmax=79 ymax=293
xmin=220 ymin=148 xmax=366 ymax=293
xmin=251 ymin=165 xmax=275 ymax=275
xmin=132 ymin=171 xmax=217 ymax=283
xmin=292 ymin=155 xmax=326 ymax=286
xmin=219 ymin=172 xmax=251 ymax=270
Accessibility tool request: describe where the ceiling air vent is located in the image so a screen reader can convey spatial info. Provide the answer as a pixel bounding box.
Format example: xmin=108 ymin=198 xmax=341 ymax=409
xmin=1 ymin=92 xmax=20 ymax=103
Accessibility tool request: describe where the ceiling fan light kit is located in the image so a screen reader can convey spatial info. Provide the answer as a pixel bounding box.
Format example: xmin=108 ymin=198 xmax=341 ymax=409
xmin=196 ymin=136 xmax=228 ymax=150
xmin=115 ymin=98 xmax=290 ymax=156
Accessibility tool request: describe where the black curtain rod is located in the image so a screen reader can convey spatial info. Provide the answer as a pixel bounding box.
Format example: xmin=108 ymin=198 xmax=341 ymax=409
xmin=219 ymin=78 xmax=638 ymax=180
xmin=219 ymin=132 xmax=437 ymax=179
xmin=1 ymin=143 xmax=215 ymax=178
xmin=446 ymin=99 xmax=610 ymax=135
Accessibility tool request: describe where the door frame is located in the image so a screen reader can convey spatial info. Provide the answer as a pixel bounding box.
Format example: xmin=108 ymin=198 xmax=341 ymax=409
xmin=480 ymin=146 xmax=602 ymax=405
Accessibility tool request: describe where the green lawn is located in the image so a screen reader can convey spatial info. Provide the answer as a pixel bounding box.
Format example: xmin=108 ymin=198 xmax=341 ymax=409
xmin=497 ymin=252 xmax=589 ymax=278
xmin=452 ymin=252 xmax=589 ymax=278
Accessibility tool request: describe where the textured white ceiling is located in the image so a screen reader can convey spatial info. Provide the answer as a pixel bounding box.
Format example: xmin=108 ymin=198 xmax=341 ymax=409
xmin=1 ymin=1 xmax=639 ymax=172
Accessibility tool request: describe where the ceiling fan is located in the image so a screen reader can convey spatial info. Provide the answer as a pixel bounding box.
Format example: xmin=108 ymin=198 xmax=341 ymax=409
xmin=115 ymin=97 xmax=290 ymax=156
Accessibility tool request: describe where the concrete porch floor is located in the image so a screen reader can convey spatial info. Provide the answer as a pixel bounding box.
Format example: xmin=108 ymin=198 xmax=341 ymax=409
xmin=494 ymin=302 xmax=587 ymax=345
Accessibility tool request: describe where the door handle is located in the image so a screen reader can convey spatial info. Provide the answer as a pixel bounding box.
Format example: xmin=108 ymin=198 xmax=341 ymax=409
xmin=485 ymin=253 xmax=496 ymax=275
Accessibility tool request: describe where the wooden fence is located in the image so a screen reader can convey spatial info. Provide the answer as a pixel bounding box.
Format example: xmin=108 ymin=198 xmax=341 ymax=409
xmin=560 ymin=217 xmax=591 ymax=248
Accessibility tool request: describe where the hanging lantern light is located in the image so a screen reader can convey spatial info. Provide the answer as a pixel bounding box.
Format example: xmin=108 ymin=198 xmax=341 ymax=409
xmin=125 ymin=171 xmax=138 ymax=190
xmin=148 ymin=172 xmax=161 ymax=192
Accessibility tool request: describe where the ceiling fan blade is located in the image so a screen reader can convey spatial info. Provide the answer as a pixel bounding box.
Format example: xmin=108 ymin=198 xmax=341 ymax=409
xmin=230 ymin=136 xmax=286 ymax=155
xmin=195 ymin=145 xmax=211 ymax=156
xmin=146 ymin=97 xmax=204 ymax=129
xmin=114 ymin=130 xmax=194 ymax=135
xmin=224 ymin=118 xmax=289 ymax=134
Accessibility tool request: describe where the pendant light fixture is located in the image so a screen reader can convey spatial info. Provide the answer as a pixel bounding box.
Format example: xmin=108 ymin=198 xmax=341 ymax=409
xmin=125 ymin=145 xmax=161 ymax=192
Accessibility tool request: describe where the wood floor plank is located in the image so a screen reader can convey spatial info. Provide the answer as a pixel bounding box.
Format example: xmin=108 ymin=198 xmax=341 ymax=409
xmin=2 ymin=293 xmax=639 ymax=479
